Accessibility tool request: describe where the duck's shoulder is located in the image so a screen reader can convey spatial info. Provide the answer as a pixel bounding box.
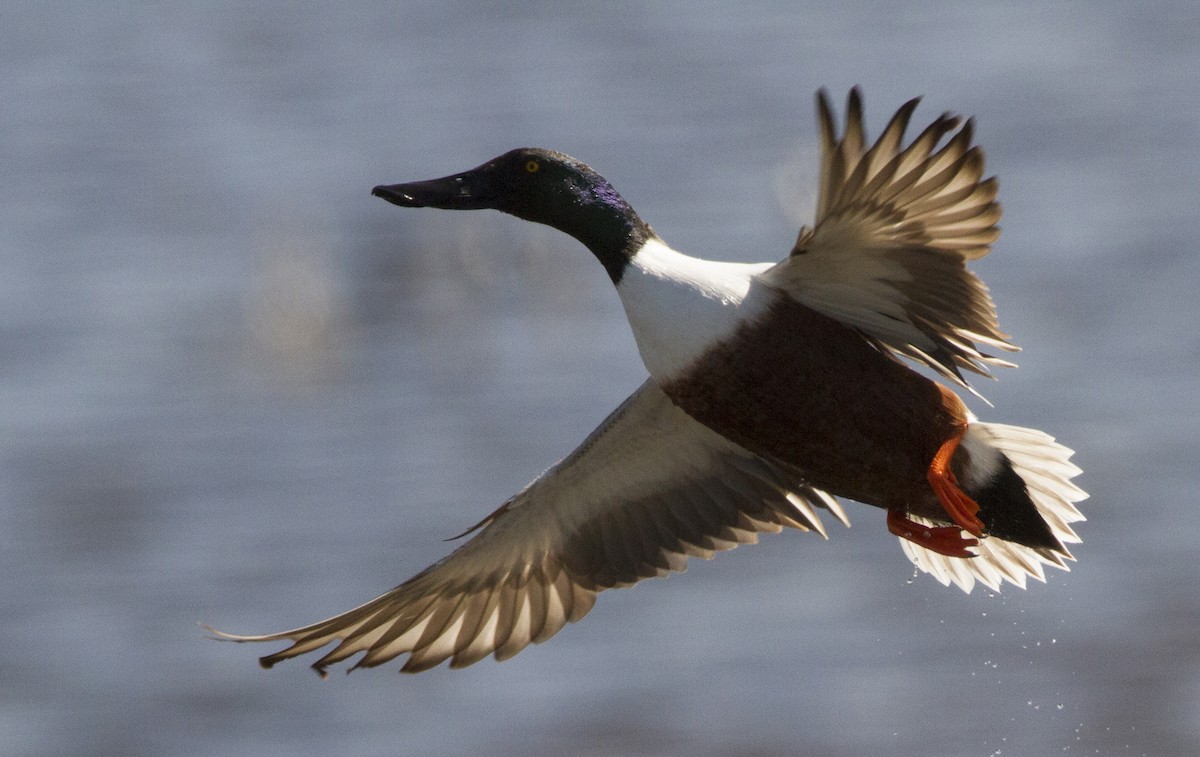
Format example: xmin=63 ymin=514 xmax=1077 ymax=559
xmin=615 ymin=239 xmax=775 ymax=380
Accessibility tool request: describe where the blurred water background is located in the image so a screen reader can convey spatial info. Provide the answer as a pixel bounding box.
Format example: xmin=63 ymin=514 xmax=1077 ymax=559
xmin=3 ymin=2 xmax=1199 ymax=755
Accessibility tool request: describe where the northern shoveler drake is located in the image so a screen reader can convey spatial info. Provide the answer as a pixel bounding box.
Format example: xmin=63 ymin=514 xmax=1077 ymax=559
xmin=209 ymin=88 xmax=1086 ymax=674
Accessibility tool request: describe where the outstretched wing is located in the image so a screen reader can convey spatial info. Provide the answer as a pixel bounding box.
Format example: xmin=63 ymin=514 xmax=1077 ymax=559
xmin=763 ymin=87 xmax=1017 ymax=389
xmin=208 ymin=381 xmax=848 ymax=674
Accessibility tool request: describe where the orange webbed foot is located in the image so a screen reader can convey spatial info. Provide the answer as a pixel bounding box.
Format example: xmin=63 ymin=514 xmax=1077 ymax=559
xmin=927 ymin=428 xmax=986 ymax=538
xmin=887 ymin=509 xmax=979 ymax=558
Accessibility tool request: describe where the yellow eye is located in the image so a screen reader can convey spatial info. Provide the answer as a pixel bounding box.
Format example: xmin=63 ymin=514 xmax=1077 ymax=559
xmin=525 ymin=160 xmax=540 ymax=173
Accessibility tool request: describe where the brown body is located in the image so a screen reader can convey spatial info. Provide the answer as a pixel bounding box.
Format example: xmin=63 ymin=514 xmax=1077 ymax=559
xmin=662 ymin=292 xmax=968 ymax=521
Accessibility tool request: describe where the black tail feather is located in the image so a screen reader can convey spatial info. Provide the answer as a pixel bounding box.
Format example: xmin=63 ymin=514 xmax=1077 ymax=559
xmin=973 ymin=456 xmax=1062 ymax=551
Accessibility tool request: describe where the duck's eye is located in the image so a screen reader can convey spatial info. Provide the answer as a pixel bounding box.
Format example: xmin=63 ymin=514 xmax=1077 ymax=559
xmin=525 ymin=160 xmax=540 ymax=173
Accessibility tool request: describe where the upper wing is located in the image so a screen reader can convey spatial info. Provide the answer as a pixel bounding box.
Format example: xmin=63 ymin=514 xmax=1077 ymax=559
xmin=208 ymin=381 xmax=848 ymax=674
xmin=762 ymin=87 xmax=1018 ymax=389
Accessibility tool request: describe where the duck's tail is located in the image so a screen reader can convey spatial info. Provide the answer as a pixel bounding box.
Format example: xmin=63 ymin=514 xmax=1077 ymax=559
xmin=903 ymin=421 xmax=1087 ymax=593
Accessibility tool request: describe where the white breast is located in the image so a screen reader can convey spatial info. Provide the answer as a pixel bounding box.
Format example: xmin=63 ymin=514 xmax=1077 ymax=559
xmin=615 ymin=238 xmax=773 ymax=380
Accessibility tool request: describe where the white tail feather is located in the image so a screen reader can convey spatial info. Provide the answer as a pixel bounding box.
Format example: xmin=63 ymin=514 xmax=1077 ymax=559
xmin=901 ymin=422 xmax=1087 ymax=593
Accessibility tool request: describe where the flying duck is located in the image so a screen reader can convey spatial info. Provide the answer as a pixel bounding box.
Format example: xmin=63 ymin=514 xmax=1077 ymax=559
xmin=210 ymin=88 xmax=1086 ymax=674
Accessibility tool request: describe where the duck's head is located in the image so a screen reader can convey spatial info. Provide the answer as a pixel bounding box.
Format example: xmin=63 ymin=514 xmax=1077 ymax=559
xmin=373 ymin=148 xmax=653 ymax=283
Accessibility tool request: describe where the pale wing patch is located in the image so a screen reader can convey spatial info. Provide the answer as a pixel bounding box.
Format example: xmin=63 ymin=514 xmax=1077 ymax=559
xmin=207 ymin=381 xmax=847 ymax=674
xmin=899 ymin=422 xmax=1086 ymax=593
xmin=763 ymin=87 xmax=1017 ymax=389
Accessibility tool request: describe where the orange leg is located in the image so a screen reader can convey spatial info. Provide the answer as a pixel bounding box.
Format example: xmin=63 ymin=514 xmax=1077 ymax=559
xmin=888 ymin=509 xmax=979 ymax=558
xmin=927 ymin=427 xmax=986 ymax=537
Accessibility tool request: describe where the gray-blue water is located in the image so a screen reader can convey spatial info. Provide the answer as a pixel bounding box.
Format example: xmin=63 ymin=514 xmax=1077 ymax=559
xmin=4 ymin=2 xmax=1198 ymax=755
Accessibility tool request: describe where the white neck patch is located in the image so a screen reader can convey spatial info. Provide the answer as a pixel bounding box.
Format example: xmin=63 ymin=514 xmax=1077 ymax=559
xmin=616 ymin=238 xmax=773 ymax=380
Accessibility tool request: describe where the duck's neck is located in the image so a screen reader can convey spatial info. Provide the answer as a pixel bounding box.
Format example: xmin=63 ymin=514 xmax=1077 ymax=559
xmin=569 ymin=206 xmax=656 ymax=285
xmin=511 ymin=175 xmax=656 ymax=285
